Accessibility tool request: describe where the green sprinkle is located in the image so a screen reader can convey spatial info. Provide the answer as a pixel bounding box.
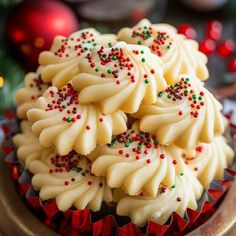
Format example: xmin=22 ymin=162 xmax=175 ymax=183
xmin=108 ymin=42 xmax=112 ymax=47
xmin=129 ymin=139 xmax=133 ymax=143
xmin=141 ymin=50 xmax=144 ymax=54
xmin=87 ymin=40 xmax=91 ymax=43
xmin=138 ymin=40 xmax=142 ymax=45
xmin=139 ymin=134 xmax=144 ymax=138
xmin=144 ymin=79 xmax=150 ymax=84
xmin=112 ymin=56 xmax=117 ymax=60
xmin=107 ymin=69 xmax=112 ymax=73
xmin=184 ymin=80 xmax=188 ymax=84
xmin=158 ymin=92 xmax=163 ymax=97
xmin=184 ymin=90 xmax=188 ymax=94
xmin=62 ymin=105 xmax=66 ymax=109
xmin=170 ymin=85 xmax=174 ymax=89
xmin=95 ymin=68 xmax=100 ymax=72
xmin=137 ymin=145 xmax=142 ymax=150
xmin=72 ymin=167 xmax=77 ymax=171
xmin=198 ymin=96 xmax=203 ymax=100
xmin=119 ymin=62 xmax=124 ymax=66
xmin=125 ymin=143 xmax=129 ymax=148
xmin=115 ymin=70 xmax=119 ymax=73
xmin=141 ymin=58 xmax=146 ymax=63
xmin=154 ymin=140 xmax=158 ymax=145
xmin=93 ymin=43 xmax=97 ymax=46
xmin=186 ymin=77 xmax=190 ymax=81
xmin=115 ymin=47 xmax=119 ymax=51
xmin=180 ymin=173 xmax=184 ymax=176
xmin=171 ymin=184 xmax=176 ymax=189
xmin=67 ymin=117 xmax=72 ymax=122
xmin=167 ymin=94 xmax=172 ymax=99
xmin=192 ymin=94 xmax=197 ymax=99
xmin=84 ymin=47 xmax=88 ymax=51
xmin=167 ymin=45 xmax=170 ymax=49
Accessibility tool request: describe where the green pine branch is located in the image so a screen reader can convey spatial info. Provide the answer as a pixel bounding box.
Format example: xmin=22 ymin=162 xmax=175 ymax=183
xmin=0 ymin=45 xmax=24 ymax=113
xmin=0 ymin=0 xmax=21 ymax=7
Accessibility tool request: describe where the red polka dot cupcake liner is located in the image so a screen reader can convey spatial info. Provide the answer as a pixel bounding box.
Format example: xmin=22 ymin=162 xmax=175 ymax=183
xmin=1 ymin=108 xmax=236 ymax=236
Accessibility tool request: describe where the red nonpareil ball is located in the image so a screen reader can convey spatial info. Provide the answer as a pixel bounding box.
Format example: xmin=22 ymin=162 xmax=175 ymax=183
xmin=228 ymin=58 xmax=236 ymax=72
xmin=177 ymin=23 xmax=197 ymax=39
xmin=6 ymin=0 xmax=79 ymax=71
xmin=217 ymin=40 xmax=235 ymax=57
xmin=206 ymin=20 xmax=222 ymax=41
xmin=199 ymin=39 xmax=216 ymax=56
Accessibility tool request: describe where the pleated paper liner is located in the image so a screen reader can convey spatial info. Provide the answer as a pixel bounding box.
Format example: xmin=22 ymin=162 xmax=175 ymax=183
xmin=1 ymin=108 xmax=236 ymax=236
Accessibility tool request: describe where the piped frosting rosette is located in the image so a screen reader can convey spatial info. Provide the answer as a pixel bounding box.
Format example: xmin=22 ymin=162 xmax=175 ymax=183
xmin=72 ymin=41 xmax=167 ymax=114
xmin=39 ymin=29 xmax=117 ymax=88
xmin=132 ymin=75 xmax=225 ymax=150
xmin=12 ymin=121 xmax=48 ymax=168
xmin=113 ymin=167 xmax=203 ymax=226
xmin=27 ymin=83 xmax=127 ymax=155
xmin=89 ymin=129 xmax=190 ymax=198
xmin=118 ymin=19 xmax=208 ymax=84
xmin=183 ymin=136 xmax=234 ymax=188
xmin=15 ymin=68 xmax=50 ymax=119
xmin=29 ymin=151 xmax=113 ymax=212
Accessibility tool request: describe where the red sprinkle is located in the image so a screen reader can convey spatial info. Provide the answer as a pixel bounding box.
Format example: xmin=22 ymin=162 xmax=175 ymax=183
xmin=119 ymin=150 xmax=124 ymax=155
xmin=172 ymin=160 xmax=177 ymax=165
xmin=160 ymin=154 xmax=165 ymax=159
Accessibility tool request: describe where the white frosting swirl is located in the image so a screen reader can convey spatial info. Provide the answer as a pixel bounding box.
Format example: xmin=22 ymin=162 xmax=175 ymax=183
xmin=115 ymin=168 xmax=203 ymax=226
xmin=27 ymin=84 xmax=127 ymax=155
xmin=183 ymin=136 xmax=234 ymax=188
xmin=72 ymin=41 xmax=167 ymax=114
xmin=29 ymin=152 xmax=113 ymax=212
xmin=13 ymin=121 xmax=48 ymax=168
xmin=118 ymin=19 xmax=209 ymax=84
xmin=15 ymin=69 xmax=49 ymax=119
xmin=39 ymin=29 xmax=117 ymax=88
xmin=89 ymin=129 xmax=186 ymax=197
xmin=133 ymin=75 xmax=225 ymax=150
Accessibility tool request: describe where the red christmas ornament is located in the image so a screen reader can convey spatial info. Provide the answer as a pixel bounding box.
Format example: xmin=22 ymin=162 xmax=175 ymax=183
xmin=199 ymin=39 xmax=216 ymax=56
xmin=206 ymin=20 xmax=222 ymax=41
xmin=177 ymin=23 xmax=197 ymax=39
xmin=130 ymin=7 xmax=146 ymax=23
xmin=217 ymin=39 xmax=235 ymax=57
xmin=6 ymin=0 xmax=79 ymax=71
xmin=228 ymin=58 xmax=236 ymax=72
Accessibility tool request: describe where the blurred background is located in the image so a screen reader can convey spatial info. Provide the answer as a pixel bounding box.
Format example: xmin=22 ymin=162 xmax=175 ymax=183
xmin=0 ymin=0 xmax=236 ymax=113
